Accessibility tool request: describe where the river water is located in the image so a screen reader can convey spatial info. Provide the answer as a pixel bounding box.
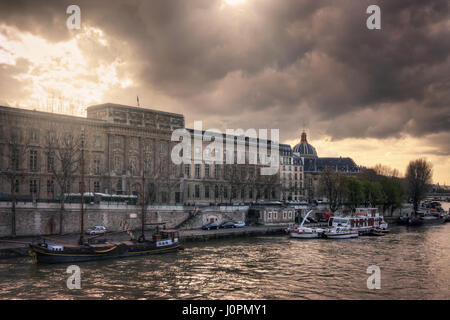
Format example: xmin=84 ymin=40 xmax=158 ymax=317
xmin=0 ymin=205 xmax=449 ymax=300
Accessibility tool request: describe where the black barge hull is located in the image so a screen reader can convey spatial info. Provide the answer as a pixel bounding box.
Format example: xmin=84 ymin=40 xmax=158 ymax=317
xmin=29 ymin=243 xmax=181 ymax=264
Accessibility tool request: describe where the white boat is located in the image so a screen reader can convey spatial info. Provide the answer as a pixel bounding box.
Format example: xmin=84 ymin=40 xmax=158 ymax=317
xmin=328 ymin=208 xmax=388 ymax=234
xmin=290 ymin=226 xmax=325 ymax=238
xmin=289 ymin=210 xmax=324 ymax=239
xmin=323 ymin=227 xmax=359 ymax=239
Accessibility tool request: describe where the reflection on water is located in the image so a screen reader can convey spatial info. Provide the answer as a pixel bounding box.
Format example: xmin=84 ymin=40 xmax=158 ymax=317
xmin=0 ymin=223 xmax=449 ymax=300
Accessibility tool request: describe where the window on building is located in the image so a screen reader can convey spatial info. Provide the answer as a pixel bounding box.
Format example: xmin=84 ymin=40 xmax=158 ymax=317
xmin=144 ymin=140 xmax=153 ymax=153
xmin=232 ymin=186 xmax=238 ymax=199
xmin=94 ymin=181 xmax=100 ymax=193
xmin=185 ymin=164 xmax=190 ymax=178
xmin=47 ymin=180 xmax=54 ymax=193
xmin=241 ymin=187 xmax=245 ymax=199
xmin=114 ymin=136 xmax=121 ymax=148
xmin=47 ymin=153 xmax=54 ymax=173
xmin=94 ymin=157 xmax=101 ymax=175
xmin=172 ymin=164 xmax=179 ymax=177
xmin=94 ymin=136 xmax=102 ymax=148
xmin=145 ymin=158 xmax=151 ymax=173
xmin=215 ymin=165 xmax=220 ymax=179
xmin=11 ymin=149 xmax=19 ymax=170
xmin=161 ymin=191 xmax=168 ymax=203
xmin=160 ymin=142 xmax=166 ymax=153
xmin=30 ymin=150 xmax=38 ymax=171
xmin=195 ymin=164 xmax=201 ymax=179
xmin=223 ymin=186 xmax=228 ymax=198
xmin=11 ymin=127 xmax=21 ymax=141
xmin=205 ymin=185 xmax=210 ymax=198
xmin=214 ymin=185 xmax=219 ymax=199
xmin=205 ymin=164 xmax=210 ymax=178
xmin=130 ymin=137 xmax=138 ymax=150
xmin=129 ymin=157 xmax=137 ymax=175
xmin=195 ymin=184 xmax=200 ymax=198
xmin=114 ymin=156 xmax=121 ymax=171
xmin=29 ymin=180 xmax=38 ymax=194
xmin=13 ymin=180 xmax=19 ymax=193
xmin=30 ymin=129 xmax=39 ymax=143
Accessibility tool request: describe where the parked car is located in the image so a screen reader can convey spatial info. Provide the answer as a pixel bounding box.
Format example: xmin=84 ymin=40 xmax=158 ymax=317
xmin=86 ymin=226 xmax=107 ymax=235
xmin=202 ymin=222 xmax=219 ymax=230
xmin=219 ymin=221 xmax=236 ymax=229
xmin=233 ymin=221 xmax=246 ymax=228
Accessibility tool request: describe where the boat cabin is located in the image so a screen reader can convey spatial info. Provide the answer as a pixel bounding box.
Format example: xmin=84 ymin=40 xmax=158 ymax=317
xmin=328 ymin=208 xmax=387 ymax=231
xmin=153 ymin=230 xmax=179 ymax=247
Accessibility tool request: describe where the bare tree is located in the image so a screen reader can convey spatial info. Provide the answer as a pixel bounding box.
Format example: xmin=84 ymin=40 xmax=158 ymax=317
xmin=223 ymin=164 xmax=242 ymax=204
xmin=318 ymin=166 xmax=346 ymax=212
xmin=258 ymin=171 xmax=280 ymax=201
xmin=44 ymin=130 xmax=82 ymax=234
xmin=244 ymin=165 xmax=258 ymax=202
xmin=405 ymin=158 xmax=433 ymax=215
xmin=373 ymin=164 xmax=401 ymax=178
xmin=0 ymin=128 xmax=31 ymax=236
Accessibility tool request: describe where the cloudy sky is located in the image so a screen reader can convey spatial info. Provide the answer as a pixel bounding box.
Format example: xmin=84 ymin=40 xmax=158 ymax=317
xmin=0 ymin=0 xmax=449 ymax=183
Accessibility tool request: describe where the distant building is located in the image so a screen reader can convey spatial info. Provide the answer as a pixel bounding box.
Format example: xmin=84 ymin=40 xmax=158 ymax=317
xmin=248 ymin=202 xmax=296 ymax=225
xmin=279 ymin=144 xmax=304 ymax=201
xmin=292 ymin=131 xmax=361 ymax=199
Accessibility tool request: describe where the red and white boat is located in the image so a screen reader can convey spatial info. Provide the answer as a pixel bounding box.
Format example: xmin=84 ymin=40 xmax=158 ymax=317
xmin=289 ymin=210 xmax=325 ymax=239
xmin=328 ymin=208 xmax=388 ymax=234
xmin=323 ymin=227 xmax=359 ymax=239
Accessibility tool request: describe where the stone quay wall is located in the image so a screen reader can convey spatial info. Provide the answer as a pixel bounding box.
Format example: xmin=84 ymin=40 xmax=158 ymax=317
xmin=0 ymin=203 xmax=249 ymax=237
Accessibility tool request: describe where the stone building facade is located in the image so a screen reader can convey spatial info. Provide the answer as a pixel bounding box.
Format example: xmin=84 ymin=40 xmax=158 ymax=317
xmin=279 ymin=144 xmax=304 ymax=201
xmin=0 ymin=103 xmax=281 ymax=205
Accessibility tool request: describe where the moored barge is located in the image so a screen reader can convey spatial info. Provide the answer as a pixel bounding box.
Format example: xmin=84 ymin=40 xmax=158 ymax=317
xmin=29 ymin=230 xmax=181 ymax=264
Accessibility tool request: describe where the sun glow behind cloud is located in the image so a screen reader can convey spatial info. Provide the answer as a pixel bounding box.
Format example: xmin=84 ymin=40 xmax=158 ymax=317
xmin=0 ymin=24 xmax=132 ymax=115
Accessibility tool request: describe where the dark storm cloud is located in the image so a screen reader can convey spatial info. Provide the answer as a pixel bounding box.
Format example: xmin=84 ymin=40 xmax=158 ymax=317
xmin=0 ymin=0 xmax=449 ymax=145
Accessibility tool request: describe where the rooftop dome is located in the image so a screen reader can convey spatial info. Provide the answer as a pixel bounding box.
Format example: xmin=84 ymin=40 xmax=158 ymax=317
xmin=293 ymin=131 xmax=318 ymax=158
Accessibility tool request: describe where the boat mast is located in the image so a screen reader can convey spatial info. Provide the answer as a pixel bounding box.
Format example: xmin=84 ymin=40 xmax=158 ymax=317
xmin=300 ymin=210 xmax=313 ymax=228
xmin=79 ymin=128 xmax=85 ymax=245
xmin=141 ymin=148 xmax=145 ymax=240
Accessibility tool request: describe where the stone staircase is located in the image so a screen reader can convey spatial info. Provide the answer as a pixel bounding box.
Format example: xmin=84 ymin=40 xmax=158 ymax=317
xmin=175 ymin=210 xmax=201 ymax=230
